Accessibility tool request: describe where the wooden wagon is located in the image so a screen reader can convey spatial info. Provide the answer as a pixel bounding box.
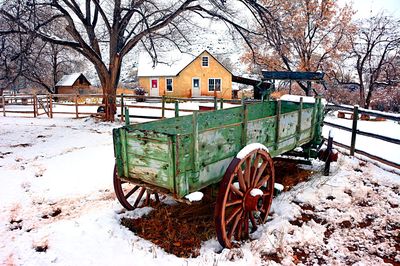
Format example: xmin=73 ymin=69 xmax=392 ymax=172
xmin=113 ymin=96 xmax=326 ymax=248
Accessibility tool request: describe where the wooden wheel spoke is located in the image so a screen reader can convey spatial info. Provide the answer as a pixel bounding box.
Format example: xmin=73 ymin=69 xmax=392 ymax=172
xmin=249 ymin=212 xmax=257 ymax=231
xmin=253 ymin=161 xmax=268 ymax=188
xmin=243 ymin=212 xmax=249 ymax=238
xmin=263 ymin=191 xmax=271 ymax=197
xmin=145 ymin=191 xmax=151 ymax=205
xmin=226 ymin=206 xmax=242 ymax=225
xmin=236 ymin=217 xmax=243 ymax=240
xmin=133 ymin=187 xmax=146 ymax=208
xmin=237 ymin=169 xmax=246 ymax=191
xmin=230 ymin=184 xmax=243 ymax=197
xmin=251 ymin=154 xmax=261 ymax=186
xmin=244 ymin=157 xmax=252 ymax=188
xmin=124 ymin=185 xmax=139 ymax=200
xmin=226 ymin=198 xmax=242 ymax=207
xmin=228 ymin=211 xmax=242 ymax=240
xmin=256 ymin=174 xmax=271 ymax=188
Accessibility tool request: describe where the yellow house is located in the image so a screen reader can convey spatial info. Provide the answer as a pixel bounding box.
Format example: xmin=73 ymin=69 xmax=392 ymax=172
xmin=137 ymin=50 xmax=233 ymax=99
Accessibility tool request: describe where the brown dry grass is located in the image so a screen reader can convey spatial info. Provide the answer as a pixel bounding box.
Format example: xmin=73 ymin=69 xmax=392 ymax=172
xmin=121 ymin=200 xmax=216 ymax=258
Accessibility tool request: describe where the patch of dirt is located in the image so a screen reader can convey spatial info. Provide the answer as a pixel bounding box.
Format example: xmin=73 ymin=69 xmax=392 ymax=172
xmin=41 ymin=208 xmax=62 ymax=219
xmin=0 ymin=151 xmax=12 ymax=159
xmin=10 ymin=143 xmax=32 ymax=148
xmin=121 ymin=200 xmax=215 ymax=258
xmin=324 ymin=225 xmax=335 ymax=241
xmin=261 ymin=252 xmax=282 ymax=263
xmin=290 ymin=203 xmax=327 ymax=227
xmin=274 ymin=161 xmax=314 ymax=191
xmin=357 ymin=215 xmax=375 ymax=228
xmin=33 ymin=241 xmax=48 ymax=253
xmin=339 ymin=220 xmax=352 ymax=229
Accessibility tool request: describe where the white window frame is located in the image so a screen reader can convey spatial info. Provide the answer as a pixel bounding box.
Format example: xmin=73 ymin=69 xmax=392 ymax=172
xmin=202 ymin=56 xmax=209 ymax=67
xmin=165 ymin=77 xmax=173 ymax=92
xmin=208 ymin=78 xmax=222 ymax=92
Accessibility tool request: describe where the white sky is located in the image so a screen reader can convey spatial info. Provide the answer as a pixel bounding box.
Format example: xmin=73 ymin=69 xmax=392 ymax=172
xmin=341 ymin=0 xmax=400 ymax=18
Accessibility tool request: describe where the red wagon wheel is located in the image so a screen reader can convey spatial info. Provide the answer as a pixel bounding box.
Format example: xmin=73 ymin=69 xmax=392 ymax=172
xmin=215 ymin=145 xmax=275 ymax=248
xmin=113 ymin=165 xmax=160 ymax=211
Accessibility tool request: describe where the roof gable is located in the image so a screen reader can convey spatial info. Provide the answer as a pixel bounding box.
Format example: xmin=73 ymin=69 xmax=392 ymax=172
xmin=177 ymin=50 xmax=232 ymax=76
xmin=55 ymin=73 xmax=90 ymax=87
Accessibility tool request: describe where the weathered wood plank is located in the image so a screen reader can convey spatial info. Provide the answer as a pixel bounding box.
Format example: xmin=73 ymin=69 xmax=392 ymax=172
xmin=198 ymin=126 xmax=242 ymax=166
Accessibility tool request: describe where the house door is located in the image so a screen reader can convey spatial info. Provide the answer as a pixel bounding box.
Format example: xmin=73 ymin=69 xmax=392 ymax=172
xmin=192 ymin=78 xmax=200 ymax=97
xmin=150 ymin=78 xmax=159 ymax=96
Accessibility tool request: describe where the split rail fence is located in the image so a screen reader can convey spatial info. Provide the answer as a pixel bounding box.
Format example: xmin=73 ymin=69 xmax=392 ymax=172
xmin=324 ymin=103 xmax=400 ymax=170
xmin=0 ymin=93 xmax=247 ymax=120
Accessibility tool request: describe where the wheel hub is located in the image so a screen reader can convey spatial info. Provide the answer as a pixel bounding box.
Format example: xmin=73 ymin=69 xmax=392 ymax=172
xmin=244 ymin=189 xmax=264 ymax=212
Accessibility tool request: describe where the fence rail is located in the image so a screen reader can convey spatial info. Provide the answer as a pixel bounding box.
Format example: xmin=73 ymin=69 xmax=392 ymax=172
xmin=326 ymin=103 xmax=400 ymax=122
xmin=324 ymin=104 xmax=400 ymax=170
xmin=0 ymin=93 xmax=247 ymax=120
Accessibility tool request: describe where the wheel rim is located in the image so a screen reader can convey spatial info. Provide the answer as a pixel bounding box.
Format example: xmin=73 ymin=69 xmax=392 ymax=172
xmin=215 ymin=148 xmax=275 ymax=248
xmin=113 ymin=165 xmax=160 ymax=210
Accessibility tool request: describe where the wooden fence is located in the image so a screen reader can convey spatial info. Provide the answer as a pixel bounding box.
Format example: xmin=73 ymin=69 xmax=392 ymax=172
xmin=324 ymin=103 xmax=400 ymax=170
xmin=0 ymin=93 xmax=247 ymax=120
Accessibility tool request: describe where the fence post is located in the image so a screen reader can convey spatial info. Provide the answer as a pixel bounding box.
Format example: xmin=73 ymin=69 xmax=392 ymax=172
xmin=175 ymin=100 xmax=179 ymax=117
xmin=350 ymin=105 xmax=359 ymax=156
xmin=214 ymin=96 xmax=218 ymax=110
xmin=220 ymin=98 xmax=224 ymax=109
xmin=161 ymin=95 xmax=166 ymax=119
xmin=324 ymin=130 xmax=334 ymax=176
xmin=49 ymin=94 xmax=53 ymax=118
xmin=33 ymin=94 xmax=37 ymax=118
xmin=120 ymin=93 xmax=124 ymax=122
xmin=124 ymin=107 xmax=130 ymax=126
xmin=75 ymin=94 xmax=79 ymax=118
xmin=2 ymin=95 xmax=5 ymax=116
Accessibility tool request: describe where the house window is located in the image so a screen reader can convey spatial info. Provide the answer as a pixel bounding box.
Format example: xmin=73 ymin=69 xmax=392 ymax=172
xmin=202 ymin=56 xmax=209 ymax=67
xmin=208 ymin=78 xmax=221 ymax=92
xmin=193 ymin=78 xmax=200 ymax=88
xmin=166 ymin=78 xmax=173 ymax=92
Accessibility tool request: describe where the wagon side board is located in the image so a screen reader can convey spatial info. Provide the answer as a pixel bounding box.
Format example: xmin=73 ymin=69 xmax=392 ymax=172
xmin=113 ymin=98 xmax=325 ymax=198
xmin=113 ymin=128 xmax=175 ymax=192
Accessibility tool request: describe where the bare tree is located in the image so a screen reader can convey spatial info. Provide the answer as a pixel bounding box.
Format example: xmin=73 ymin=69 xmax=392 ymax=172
xmin=348 ymin=14 xmax=400 ymax=108
xmin=1 ymin=0 xmax=261 ymax=121
xmin=241 ymin=0 xmax=354 ymax=95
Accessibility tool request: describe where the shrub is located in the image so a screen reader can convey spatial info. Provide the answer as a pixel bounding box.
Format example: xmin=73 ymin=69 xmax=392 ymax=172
xmin=134 ymin=87 xmax=146 ymax=102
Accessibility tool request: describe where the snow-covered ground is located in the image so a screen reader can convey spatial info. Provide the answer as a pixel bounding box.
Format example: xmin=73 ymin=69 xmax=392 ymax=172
xmin=0 ymin=112 xmax=399 ymax=265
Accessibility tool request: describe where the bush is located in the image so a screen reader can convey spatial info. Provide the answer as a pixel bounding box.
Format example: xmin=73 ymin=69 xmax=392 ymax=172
xmin=134 ymin=87 xmax=146 ymax=102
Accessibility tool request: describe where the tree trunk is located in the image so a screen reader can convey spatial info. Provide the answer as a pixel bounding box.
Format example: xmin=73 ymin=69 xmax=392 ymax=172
xmin=100 ymin=54 xmax=122 ymax=122
xmin=365 ymin=85 xmax=374 ymax=109
xmin=104 ymin=85 xmax=117 ymax=122
xmin=359 ymin=84 xmax=366 ymax=108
